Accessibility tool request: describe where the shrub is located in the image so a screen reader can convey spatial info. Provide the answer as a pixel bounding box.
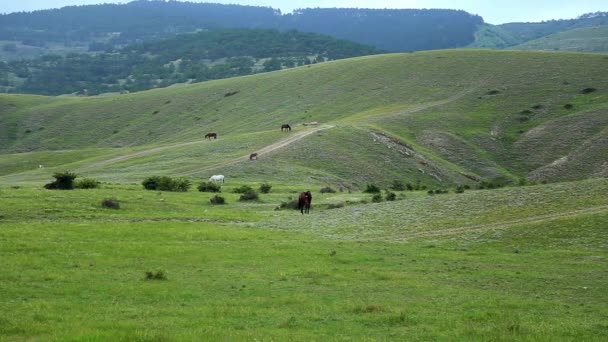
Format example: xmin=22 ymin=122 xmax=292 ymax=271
xmin=371 ymin=193 xmax=383 ymax=203
xmin=76 ymin=178 xmax=100 ymax=189
xmin=101 ymin=198 xmax=120 ymax=209
xmin=209 ymin=195 xmax=225 ymax=205
xmin=487 ymin=90 xmax=500 ymax=95
xmin=44 ymin=171 xmax=77 ymax=190
xmin=390 ymin=180 xmax=406 ymax=191
xmin=564 ymin=103 xmax=574 ymax=109
xmin=142 ymin=176 xmax=190 ymax=192
xmin=232 ymin=185 xmax=254 ymax=194
xmin=198 ymin=181 xmax=221 ymax=193
xmin=385 ymin=191 xmax=397 ymax=201
xmin=259 ymin=183 xmax=272 ymax=194
xmin=145 ymin=270 xmax=167 ymax=281
xmin=455 ymin=185 xmax=466 ymax=193
xmin=581 ymin=87 xmax=596 ymax=94
xmin=277 ymin=197 xmax=299 ymax=210
xmin=406 ymin=183 xmax=414 ymax=191
xmin=239 ymin=190 xmax=259 ymax=201
xmin=319 ymin=186 xmax=336 ymax=193
xmin=531 ymin=104 xmax=543 ymax=109
xmin=364 ymin=183 xmax=381 ymax=194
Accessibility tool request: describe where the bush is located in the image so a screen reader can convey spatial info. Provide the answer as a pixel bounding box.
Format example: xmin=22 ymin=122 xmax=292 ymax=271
xmin=145 ymin=270 xmax=167 ymax=281
xmin=385 ymin=191 xmax=397 ymax=201
xmin=142 ymin=176 xmax=190 ymax=192
xmin=455 ymin=185 xmax=466 ymax=193
xmin=487 ymin=90 xmax=500 ymax=95
xmin=390 ymin=180 xmax=406 ymax=191
xmin=101 ymin=198 xmax=120 ymax=209
xmin=581 ymin=87 xmax=596 ymax=94
xmin=44 ymin=171 xmax=77 ymax=190
xmin=239 ymin=190 xmax=259 ymax=201
xmin=277 ymin=197 xmax=299 ymax=210
xmin=198 ymin=181 xmax=221 ymax=193
xmin=259 ymin=183 xmax=272 ymax=194
xmin=76 ymin=178 xmax=100 ymax=189
xmin=320 ymin=186 xmax=336 ymax=193
xmin=371 ymin=193 xmax=383 ymax=203
xmin=364 ymin=183 xmax=381 ymax=193
xmin=564 ymin=103 xmax=574 ymax=109
xmin=232 ymin=185 xmax=254 ymax=194
xmin=531 ymin=104 xmax=543 ymax=109
xmin=406 ymin=183 xmax=414 ymax=191
xmin=209 ymin=194 xmax=225 ymax=205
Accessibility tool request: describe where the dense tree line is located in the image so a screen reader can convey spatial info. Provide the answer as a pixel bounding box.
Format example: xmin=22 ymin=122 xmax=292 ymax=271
xmin=0 ymin=29 xmax=382 ymax=95
xmin=0 ymin=0 xmax=483 ymax=53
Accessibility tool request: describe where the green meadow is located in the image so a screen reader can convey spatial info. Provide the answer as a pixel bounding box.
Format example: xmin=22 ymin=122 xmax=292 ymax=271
xmin=1 ymin=50 xmax=607 ymax=340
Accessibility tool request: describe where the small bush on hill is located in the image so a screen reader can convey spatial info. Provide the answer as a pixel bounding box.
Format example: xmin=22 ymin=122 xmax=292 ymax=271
xmin=198 ymin=181 xmax=221 ymax=192
xmin=371 ymin=193 xmax=383 ymax=203
xmin=232 ymin=185 xmax=254 ymax=194
xmin=142 ymin=176 xmax=190 ymax=192
xmin=145 ymin=270 xmax=167 ymax=281
xmin=487 ymin=90 xmax=500 ymax=95
xmin=76 ymin=178 xmax=100 ymax=189
xmin=455 ymin=185 xmax=466 ymax=193
xmin=531 ymin=104 xmax=543 ymax=109
xmin=209 ymin=195 xmax=225 ymax=205
xmin=385 ymin=191 xmax=397 ymax=201
xmin=581 ymin=87 xmax=596 ymax=94
xmin=101 ymin=198 xmax=120 ymax=209
xmin=44 ymin=171 xmax=77 ymax=190
xmin=390 ymin=180 xmax=406 ymax=191
xmin=564 ymin=103 xmax=574 ymax=109
xmin=259 ymin=183 xmax=272 ymax=194
xmin=277 ymin=197 xmax=298 ymax=210
xmin=364 ymin=183 xmax=381 ymax=193
xmin=239 ymin=190 xmax=259 ymax=201
xmin=320 ymin=186 xmax=336 ymax=193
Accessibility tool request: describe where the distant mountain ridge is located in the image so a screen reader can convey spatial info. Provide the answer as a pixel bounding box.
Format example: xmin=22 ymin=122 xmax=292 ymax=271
xmin=0 ymin=0 xmax=483 ymax=55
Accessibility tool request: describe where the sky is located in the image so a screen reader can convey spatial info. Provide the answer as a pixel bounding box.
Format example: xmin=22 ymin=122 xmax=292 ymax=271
xmin=2 ymin=0 xmax=608 ymax=24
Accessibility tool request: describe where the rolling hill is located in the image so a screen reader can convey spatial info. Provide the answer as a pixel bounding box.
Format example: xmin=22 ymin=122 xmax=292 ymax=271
xmin=0 ymin=50 xmax=606 ymax=188
xmin=510 ymin=26 xmax=608 ymax=53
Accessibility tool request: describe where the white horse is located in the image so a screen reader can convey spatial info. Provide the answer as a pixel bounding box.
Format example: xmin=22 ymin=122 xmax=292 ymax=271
xmin=209 ymin=175 xmax=225 ymax=183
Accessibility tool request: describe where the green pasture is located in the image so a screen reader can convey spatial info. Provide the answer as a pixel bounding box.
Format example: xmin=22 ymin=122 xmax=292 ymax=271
xmin=1 ymin=178 xmax=607 ymax=340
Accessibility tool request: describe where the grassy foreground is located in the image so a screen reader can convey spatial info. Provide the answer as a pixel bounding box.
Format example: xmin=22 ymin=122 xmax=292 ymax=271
xmin=1 ymin=179 xmax=607 ymax=340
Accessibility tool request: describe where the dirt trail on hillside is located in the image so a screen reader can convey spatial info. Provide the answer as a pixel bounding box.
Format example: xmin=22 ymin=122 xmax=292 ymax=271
xmin=388 ymin=205 xmax=608 ymax=242
xmin=175 ymin=125 xmax=334 ymax=176
xmin=79 ymin=125 xmax=333 ymax=173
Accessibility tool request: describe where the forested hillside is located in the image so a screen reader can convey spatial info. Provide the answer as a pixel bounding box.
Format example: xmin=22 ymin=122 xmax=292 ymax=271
xmin=0 ymin=29 xmax=382 ymax=95
xmin=0 ymin=0 xmax=483 ymax=57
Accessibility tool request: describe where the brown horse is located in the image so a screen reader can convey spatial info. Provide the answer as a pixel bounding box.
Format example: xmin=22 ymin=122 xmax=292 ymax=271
xmin=205 ymin=133 xmax=217 ymax=140
xmin=298 ymin=191 xmax=312 ymax=214
xmin=281 ymin=124 xmax=291 ymax=132
xmin=249 ymin=153 xmax=258 ymax=160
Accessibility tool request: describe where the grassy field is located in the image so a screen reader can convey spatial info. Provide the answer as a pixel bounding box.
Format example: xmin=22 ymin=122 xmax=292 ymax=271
xmin=1 ymin=178 xmax=607 ymax=340
xmin=0 ymin=49 xmax=607 ymax=340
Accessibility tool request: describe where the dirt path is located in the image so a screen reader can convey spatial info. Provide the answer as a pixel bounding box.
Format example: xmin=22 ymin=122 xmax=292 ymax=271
xmin=175 ymin=124 xmax=334 ymax=176
xmin=388 ymin=205 xmax=608 ymax=241
xmin=78 ymin=125 xmax=333 ymax=173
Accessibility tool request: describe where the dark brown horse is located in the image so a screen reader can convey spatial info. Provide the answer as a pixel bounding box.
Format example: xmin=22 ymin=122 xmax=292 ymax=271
xmin=298 ymin=191 xmax=312 ymax=214
xmin=205 ymin=133 xmax=217 ymax=140
xmin=249 ymin=153 xmax=258 ymax=160
xmin=281 ymin=124 xmax=291 ymax=132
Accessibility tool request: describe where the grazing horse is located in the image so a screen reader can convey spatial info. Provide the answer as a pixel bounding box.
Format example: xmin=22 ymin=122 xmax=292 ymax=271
xmin=205 ymin=133 xmax=218 ymax=140
xmin=298 ymin=191 xmax=312 ymax=214
xmin=249 ymin=153 xmax=258 ymax=160
xmin=281 ymin=124 xmax=291 ymax=132
xmin=209 ymin=175 xmax=225 ymax=183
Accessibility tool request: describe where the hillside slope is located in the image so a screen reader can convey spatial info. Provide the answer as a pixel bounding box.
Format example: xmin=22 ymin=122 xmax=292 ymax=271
xmin=510 ymin=26 xmax=608 ymax=53
xmin=0 ymin=50 xmax=607 ymax=187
